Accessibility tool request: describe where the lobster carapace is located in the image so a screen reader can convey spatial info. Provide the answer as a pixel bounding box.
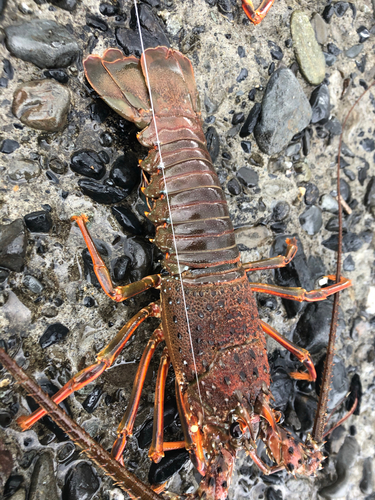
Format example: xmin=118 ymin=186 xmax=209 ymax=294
xmin=13 ymin=46 xmax=351 ymax=499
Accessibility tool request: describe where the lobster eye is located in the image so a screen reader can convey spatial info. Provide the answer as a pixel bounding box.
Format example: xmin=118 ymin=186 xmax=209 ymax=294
xmin=230 ymin=422 xmax=242 ymax=439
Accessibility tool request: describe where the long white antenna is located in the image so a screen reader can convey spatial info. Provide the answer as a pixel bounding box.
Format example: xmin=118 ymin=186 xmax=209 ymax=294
xmin=133 ymin=1 xmax=205 ymax=417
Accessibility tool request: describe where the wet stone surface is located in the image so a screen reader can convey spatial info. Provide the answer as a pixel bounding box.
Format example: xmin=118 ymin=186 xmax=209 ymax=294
xmin=0 ymin=1 xmax=374 ymax=500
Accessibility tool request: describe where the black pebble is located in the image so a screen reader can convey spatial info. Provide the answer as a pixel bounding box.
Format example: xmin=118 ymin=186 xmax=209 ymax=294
xmin=82 ymin=386 xmax=102 ymax=413
xmin=111 ymin=206 xmax=143 ymax=235
xmin=3 ymin=59 xmax=14 ymax=79
xmin=304 ymin=183 xmax=319 ymax=205
xmin=1 ymin=139 xmax=19 ymax=154
xmin=113 ymin=255 xmax=130 ymax=281
xmin=24 ymin=211 xmax=52 ymax=233
xmin=86 ymin=13 xmax=108 ymax=31
xmin=236 ymin=166 xmax=259 ymax=187
xmin=343 ymin=255 xmax=355 ymax=271
xmin=4 ymin=475 xmax=24 ymax=498
xmin=39 ymin=323 xmax=70 ymax=349
xmin=357 ymin=25 xmax=370 ymax=43
xmin=70 ymin=150 xmax=106 ymax=180
xmin=232 ymin=111 xmax=245 ymax=125
xmin=148 ymin=449 xmax=189 ymax=485
xmin=334 ymin=1 xmax=349 ymax=17
xmin=241 ymin=141 xmax=252 ymax=154
xmin=273 ymin=201 xmax=290 ymax=221
xmin=327 ymin=42 xmax=342 ymax=56
xmin=227 ymin=178 xmax=241 ymax=195
xmin=83 ymin=296 xmax=95 ymax=307
xmin=99 ymin=132 xmax=113 ymax=147
xmin=248 ymin=88 xmax=256 ymax=101
xmin=43 ymin=69 xmax=69 ymax=84
xmin=322 ymin=4 xmax=335 ymax=22
xmin=236 ymin=68 xmax=248 ymax=82
xmin=205 ymin=126 xmax=220 ymax=163
xmin=62 ymin=462 xmax=99 ymax=500
xmin=359 ymin=138 xmax=375 ymax=152
xmin=99 ymin=2 xmax=119 ymax=16
xmin=239 ymin=103 xmax=261 ymax=138
xmin=78 ymin=179 xmax=129 ymax=204
xmin=310 ymin=84 xmax=330 ymax=124
xmin=89 ymin=101 xmax=110 ymax=123
xmin=323 ymin=52 xmax=337 ymax=67
xmin=110 ymin=153 xmax=141 ymax=192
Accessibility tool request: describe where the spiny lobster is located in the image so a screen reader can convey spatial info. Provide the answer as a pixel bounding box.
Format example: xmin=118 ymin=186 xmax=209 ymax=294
xmin=0 ymin=27 xmax=360 ymax=498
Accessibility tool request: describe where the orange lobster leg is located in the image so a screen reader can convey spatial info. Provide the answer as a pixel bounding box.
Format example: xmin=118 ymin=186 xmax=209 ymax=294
xmin=18 ymin=303 xmax=160 ymax=431
xmin=242 ymin=0 xmax=276 ymax=25
xmin=260 ymin=320 xmax=316 ymax=381
xmin=112 ymin=328 xmax=164 ymax=462
xmin=248 ymin=450 xmax=284 ymax=475
xmin=250 ymin=275 xmax=351 ymax=302
xmin=243 ymin=238 xmax=297 ymax=272
xmin=71 ymin=215 xmax=161 ymax=302
xmin=149 ymin=347 xmax=171 ymax=463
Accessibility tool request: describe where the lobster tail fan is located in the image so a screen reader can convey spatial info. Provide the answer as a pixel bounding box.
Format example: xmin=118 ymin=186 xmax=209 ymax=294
xmin=83 ymin=49 xmax=152 ymax=129
xmin=140 ymin=46 xmax=200 ymax=117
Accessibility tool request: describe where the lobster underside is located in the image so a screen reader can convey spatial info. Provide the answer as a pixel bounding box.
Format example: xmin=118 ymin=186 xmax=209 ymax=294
xmin=8 ymin=46 xmax=352 ymax=500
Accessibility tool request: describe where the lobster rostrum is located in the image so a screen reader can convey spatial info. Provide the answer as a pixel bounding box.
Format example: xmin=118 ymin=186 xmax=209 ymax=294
xmin=6 ymin=41 xmax=353 ymax=500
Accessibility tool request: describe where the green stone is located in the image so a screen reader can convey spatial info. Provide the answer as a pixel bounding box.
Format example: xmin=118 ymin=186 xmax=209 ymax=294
xmin=291 ymin=10 xmax=326 ymax=85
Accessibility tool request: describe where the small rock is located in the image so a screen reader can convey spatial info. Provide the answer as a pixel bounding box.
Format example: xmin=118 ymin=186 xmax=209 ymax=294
xmin=148 ymin=449 xmax=189 ymax=485
xmin=236 ymin=68 xmax=248 ymax=82
xmin=360 ymin=457 xmax=373 ymax=494
xmin=48 ymin=0 xmax=77 ymax=10
xmin=78 ymin=179 xmax=129 ymax=204
xmin=334 ymin=2 xmax=349 ymax=17
xmin=49 ymin=158 xmax=67 ymax=175
xmin=360 ymin=138 xmax=375 ymax=152
xmin=322 ymin=4 xmax=335 ymax=23
xmin=110 ymin=153 xmax=141 ymax=192
xmin=239 ymin=103 xmax=261 ymax=138
xmin=357 ymin=25 xmax=370 ymax=44
xmin=70 ymin=150 xmax=106 ymax=180
xmin=8 ymin=159 xmax=40 ymax=182
xmin=343 ymin=255 xmax=355 ymax=271
xmin=43 ymin=69 xmax=69 ymax=84
xmin=0 ymin=219 xmax=27 ymax=272
xmin=28 ymin=452 xmax=59 ymax=500
xmin=99 ymin=2 xmax=119 ymax=16
xmin=5 ymin=20 xmax=79 ymax=68
xmin=320 ymin=194 xmax=338 ymax=213
xmin=39 ymin=323 xmax=69 ymax=348
xmin=345 ymin=44 xmax=363 ymax=58
xmin=240 ymin=141 xmax=252 ymax=154
xmin=23 ymin=275 xmax=44 ymax=294
xmin=311 ymin=13 xmax=329 ymax=44
xmin=291 ymin=10 xmax=326 ymax=85
xmin=227 ymin=178 xmax=241 ymax=195
xmin=82 ymin=386 xmax=103 ymax=414
xmin=205 ymin=126 xmax=220 ymax=163
xmin=265 ymin=486 xmax=283 ymax=500
xmin=299 ymin=205 xmax=322 ymax=235
xmin=111 ymin=206 xmax=143 ymax=235
xmin=62 ymin=462 xmax=99 ymax=500
xmin=304 ymin=183 xmax=319 ymax=205
xmin=364 ymin=177 xmax=375 ymax=215
xmin=24 ymin=211 xmax=52 ymax=233
xmin=285 ymin=142 xmax=301 ymax=157
xmin=13 ymin=80 xmax=70 ymax=132
xmin=319 ymin=436 xmax=359 ymax=498
xmin=1 ymin=139 xmax=20 ymax=154
xmin=310 ymin=84 xmax=330 ymax=124
xmin=273 ymin=201 xmax=290 ymax=221
xmin=324 ymin=117 xmax=342 ymax=136
xmin=236 ymin=166 xmax=259 ymax=187
xmin=322 ymin=232 xmax=363 ymax=252
xmin=232 ymin=111 xmax=245 ymax=125
xmin=113 ymin=255 xmax=130 ymax=282
xmin=254 ymin=68 xmax=312 ymax=155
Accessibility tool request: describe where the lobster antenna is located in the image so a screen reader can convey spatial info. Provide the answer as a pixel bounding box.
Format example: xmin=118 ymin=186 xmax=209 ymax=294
xmin=312 ymin=80 xmax=375 ymax=442
xmin=133 ymin=1 xmax=205 ymax=416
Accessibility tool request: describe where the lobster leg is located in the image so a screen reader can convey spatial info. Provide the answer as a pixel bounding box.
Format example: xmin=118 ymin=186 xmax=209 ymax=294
xmin=242 ymin=0 xmax=276 ymax=25
xmin=72 ymin=215 xmax=161 ymax=302
xmin=249 ymin=275 xmax=351 ymax=302
xmin=149 ymin=347 xmax=171 ymax=463
xmin=18 ymin=303 xmax=161 ymax=431
xmin=243 ymin=237 xmax=297 ymax=272
xmin=112 ymin=328 xmax=164 ymax=462
xmin=260 ymin=320 xmax=316 ymax=381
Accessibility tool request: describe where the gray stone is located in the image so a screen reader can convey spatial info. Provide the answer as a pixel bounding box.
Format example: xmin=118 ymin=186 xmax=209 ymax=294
xmin=23 ymin=275 xmax=44 ymax=294
xmin=8 ymin=159 xmax=40 ymax=182
xmin=236 ymin=166 xmax=259 ymax=187
xmin=320 ymin=194 xmax=338 ymax=213
xmin=319 ymin=436 xmax=359 ymax=498
xmin=291 ymin=10 xmax=326 ymax=85
xmin=360 ymin=457 xmax=373 ymax=494
xmin=311 ymin=13 xmax=329 ymax=45
xmin=0 ymin=219 xmax=27 ymax=272
xmin=5 ymin=19 xmax=79 ymax=69
xmin=299 ymin=205 xmax=322 ymax=235
xmin=28 ymin=452 xmax=59 ymax=500
xmin=13 ymin=80 xmax=70 ymax=132
xmin=254 ymin=68 xmax=312 ymax=155
xmin=345 ymin=44 xmax=364 ymax=58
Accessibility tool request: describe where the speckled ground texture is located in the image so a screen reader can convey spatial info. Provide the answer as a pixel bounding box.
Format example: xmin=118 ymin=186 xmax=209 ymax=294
xmin=0 ymin=1 xmax=375 ymax=500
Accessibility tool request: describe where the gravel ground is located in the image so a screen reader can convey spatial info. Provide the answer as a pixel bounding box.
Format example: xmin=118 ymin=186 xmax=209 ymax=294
xmin=0 ymin=1 xmax=375 ymax=500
